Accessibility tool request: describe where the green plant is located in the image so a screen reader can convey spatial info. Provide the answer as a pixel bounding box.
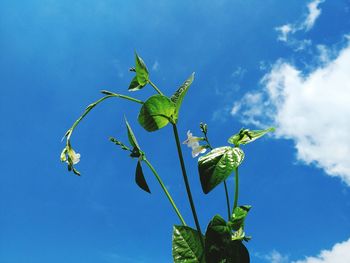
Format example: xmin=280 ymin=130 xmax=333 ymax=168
xmin=60 ymin=52 xmax=274 ymax=262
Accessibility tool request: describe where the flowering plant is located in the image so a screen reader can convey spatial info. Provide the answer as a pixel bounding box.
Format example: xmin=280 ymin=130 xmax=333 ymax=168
xmin=60 ymin=53 xmax=274 ymax=263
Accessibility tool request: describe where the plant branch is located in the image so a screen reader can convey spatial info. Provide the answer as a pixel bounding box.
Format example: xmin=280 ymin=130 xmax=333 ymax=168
xmin=172 ymin=124 xmax=205 ymax=249
xmin=148 ymin=80 xmax=164 ymax=95
xmin=65 ymin=93 xmax=143 ymax=140
xmin=144 ymin=158 xmax=186 ymax=226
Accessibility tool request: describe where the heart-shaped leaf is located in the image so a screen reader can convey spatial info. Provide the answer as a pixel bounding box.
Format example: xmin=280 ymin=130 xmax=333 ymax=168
xmin=228 ymin=127 xmax=275 ymax=146
xmin=170 ymin=73 xmax=194 ymax=122
xmin=226 ymin=241 xmax=250 ymax=263
xmin=205 ymin=215 xmax=250 ymax=263
xmin=204 ymin=215 xmax=231 ymax=262
xmin=198 ymin=147 xmax=244 ymax=194
xmin=135 ymin=52 xmax=149 ymax=86
xmin=172 ymin=225 xmax=205 ymax=263
xmin=135 ymin=160 xmax=151 ymax=193
xmin=138 ymin=95 xmax=176 ymax=132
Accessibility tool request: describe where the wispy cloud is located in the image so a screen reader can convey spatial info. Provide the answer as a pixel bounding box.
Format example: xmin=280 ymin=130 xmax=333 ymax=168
xmin=152 ymin=60 xmax=159 ymax=71
xmin=232 ymin=40 xmax=350 ymax=185
xmin=275 ymin=0 xmax=325 ymax=50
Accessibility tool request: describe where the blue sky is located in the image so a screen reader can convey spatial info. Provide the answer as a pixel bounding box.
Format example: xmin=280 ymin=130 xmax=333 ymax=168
xmin=1 ymin=0 xmax=350 ymax=262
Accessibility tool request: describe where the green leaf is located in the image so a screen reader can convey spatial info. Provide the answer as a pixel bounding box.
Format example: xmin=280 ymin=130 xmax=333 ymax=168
xmin=226 ymin=241 xmax=250 ymax=263
xmin=172 ymin=225 xmax=205 ymax=263
xmin=170 ymin=73 xmax=194 ymax=122
xmin=135 ymin=52 xmax=149 ymax=86
xmin=125 ymin=118 xmax=141 ymax=149
xmin=135 ymin=160 xmax=151 ymax=193
xmin=138 ymin=94 xmax=176 ymax=132
xmin=128 ymin=76 xmax=146 ymax=91
xmin=204 ymin=215 xmax=231 ymax=263
xmin=230 ymin=206 xmax=251 ymax=231
xmin=198 ymin=147 xmax=244 ymax=194
xmin=205 ymin=215 xmax=250 ymax=263
xmin=228 ymin=127 xmax=275 ymax=146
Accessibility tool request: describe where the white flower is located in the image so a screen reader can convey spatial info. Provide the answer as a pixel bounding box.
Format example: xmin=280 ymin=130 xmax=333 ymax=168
xmin=61 ymin=147 xmax=81 ymax=165
xmin=183 ymin=130 xmax=207 ymax=158
xmin=191 ymin=145 xmax=207 ymax=158
xmin=68 ymin=149 xmax=81 ymax=165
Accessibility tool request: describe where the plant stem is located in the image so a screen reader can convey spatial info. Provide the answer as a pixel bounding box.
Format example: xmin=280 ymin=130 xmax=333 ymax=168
xmin=148 ymin=80 xmax=164 ymax=95
xmin=65 ymin=94 xmax=143 ymax=140
xmin=144 ymin=158 xmax=186 ymax=226
xmin=223 ymin=181 xmax=231 ymax=220
xmin=172 ymin=124 xmax=205 ymax=249
xmin=233 ymin=167 xmax=239 ymax=211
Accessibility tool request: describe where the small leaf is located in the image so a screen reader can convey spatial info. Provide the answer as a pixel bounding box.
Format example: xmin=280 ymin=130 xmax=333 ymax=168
xmin=128 ymin=76 xmax=145 ymax=91
xmin=228 ymin=127 xmax=275 ymax=146
xmin=135 ymin=160 xmax=151 ymax=193
xmin=204 ymin=215 xmax=231 ymax=263
xmin=135 ymin=52 xmax=149 ymax=86
xmin=138 ymin=95 xmax=176 ymax=132
xmin=170 ymin=73 xmax=194 ymax=122
xmin=172 ymin=225 xmax=205 ymax=263
xmin=230 ymin=205 xmax=251 ymax=231
xmin=125 ymin=118 xmax=141 ymax=149
xmin=198 ymin=147 xmax=244 ymax=194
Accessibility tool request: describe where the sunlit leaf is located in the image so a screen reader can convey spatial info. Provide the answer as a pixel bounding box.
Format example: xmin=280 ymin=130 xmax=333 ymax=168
xmin=138 ymin=95 xmax=176 ymax=132
xmin=128 ymin=76 xmax=146 ymax=91
xmin=170 ymin=73 xmax=194 ymax=122
xmin=135 ymin=160 xmax=151 ymax=193
xmin=230 ymin=205 xmax=251 ymax=231
xmin=198 ymin=147 xmax=244 ymax=194
xmin=172 ymin=225 xmax=205 ymax=263
xmin=135 ymin=52 xmax=149 ymax=86
xmin=125 ymin=118 xmax=141 ymax=149
xmin=228 ymin=127 xmax=275 ymax=146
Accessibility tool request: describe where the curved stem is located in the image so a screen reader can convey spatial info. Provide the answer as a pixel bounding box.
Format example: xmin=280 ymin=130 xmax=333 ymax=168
xmin=223 ymin=181 xmax=231 ymax=220
xmin=148 ymin=80 xmax=164 ymax=95
xmin=144 ymin=158 xmax=186 ymax=226
xmin=233 ymin=167 xmax=239 ymax=211
xmin=172 ymin=124 xmax=204 ymax=249
xmin=65 ymin=93 xmax=143 ymax=140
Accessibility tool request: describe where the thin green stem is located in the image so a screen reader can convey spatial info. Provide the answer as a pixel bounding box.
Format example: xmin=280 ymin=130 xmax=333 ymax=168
xmin=65 ymin=93 xmax=143 ymax=140
xmin=233 ymin=167 xmax=239 ymax=211
xmin=223 ymin=181 xmax=231 ymax=220
xmin=144 ymin=158 xmax=186 ymax=226
xmin=172 ymin=124 xmax=205 ymax=249
xmin=148 ymin=80 xmax=164 ymax=95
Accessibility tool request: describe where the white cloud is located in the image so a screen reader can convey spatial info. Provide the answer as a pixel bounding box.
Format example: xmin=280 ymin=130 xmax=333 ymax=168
xmin=276 ymin=24 xmax=294 ymax=42
xmin=232 ymin=41 xmax=350 ymax=185
xmin=293 ymin=238 xmax=350 ymax=263
xmin=152 ymin=60 xmax=159 ymax=71
xmin=276 ymin=0 xmax=325 ymax=45
xmin=304 ymin=0 xmax=325 ymax=31
xmin=265 ymin=250 xmax=290 ymax=263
